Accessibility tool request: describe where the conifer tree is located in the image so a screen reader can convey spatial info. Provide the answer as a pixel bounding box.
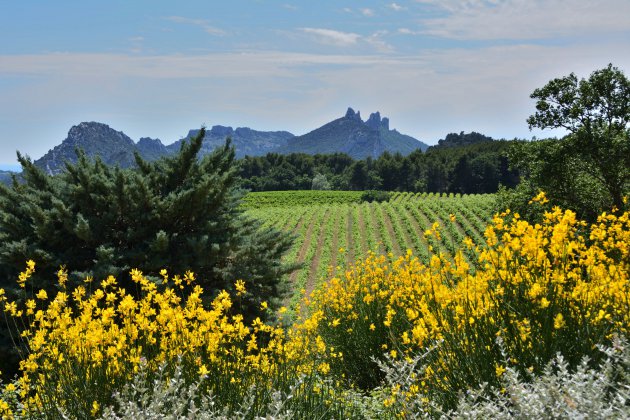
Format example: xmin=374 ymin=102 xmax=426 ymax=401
xmin=0 ymin=127 xmax=294 ymax=313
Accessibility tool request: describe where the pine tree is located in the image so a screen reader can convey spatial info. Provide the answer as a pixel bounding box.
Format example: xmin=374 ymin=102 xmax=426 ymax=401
xmin=0 ymin=129 xmax=295 ymax=372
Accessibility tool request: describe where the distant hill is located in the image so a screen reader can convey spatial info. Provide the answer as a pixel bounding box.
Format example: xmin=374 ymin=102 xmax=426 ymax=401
xmin=277 ymin=108 xmax=428 ymax=159
xmin=0 ymin=170 xmax=16 ymax=185
xmin=31 ymin=111 xmax=429 ymax=175
xmin=35 ymin=122 xmax=143 ymax=175
xmin=430 ymin=131 xmax=495 ymax=149
xmin=173 ymin=125 xmax=294 ymax=159
xmin=33 ymin=122 xmax=295 ymax=175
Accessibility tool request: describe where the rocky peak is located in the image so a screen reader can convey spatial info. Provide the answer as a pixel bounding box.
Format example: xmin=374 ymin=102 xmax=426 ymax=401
xmin=137 ymin=137 xmax=164 ymax=148
xmin=365 ymin=112 xmax=391 ymax=131
xmin=209 ymin=125 xmax=234 ymax=137
xmin=234 ymin=127 xmax=254 ymax=138
xmin=67 ymin=122 xmax=135 ymax=148
xmin=34 ymin=122 xmax=138 ymax=175
xmin=365 ymin=112 xmax=381 ymax=130
xmin=345 ymin=107 xmax=362 ymax=122
xmin=137 ymin=137 xmax=167 ymax=155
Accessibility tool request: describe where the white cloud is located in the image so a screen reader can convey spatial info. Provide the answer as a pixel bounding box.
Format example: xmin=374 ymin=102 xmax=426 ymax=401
xmin=414 ymin=0 xmax=630 ymax=40
xmin=283 ymin=4 xmax=298 ymax=10
xmin=300 ymin=28 xmax=361 ymax=47
xmin=389 ymin=3 xmax=405 ymax=11
xmin=366 ymin=31 xmax=394 ymax=53
xmin=361 ymin=8 xmax=375 ymax=16
xmin=165 ymin=16 xmax=225 ymax=36
xmin=299 ymin=28 xmax=394 ymax=53
xmin=398 ymin=28 xmax=420 ymax=35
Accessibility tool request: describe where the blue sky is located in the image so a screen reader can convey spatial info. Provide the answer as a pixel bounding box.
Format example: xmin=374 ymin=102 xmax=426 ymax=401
xmin=1 ymin=0 xmax=629 ymax=168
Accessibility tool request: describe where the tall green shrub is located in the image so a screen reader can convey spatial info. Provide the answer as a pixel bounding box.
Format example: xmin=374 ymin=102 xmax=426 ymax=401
xmin=0 ymin=128 xmax=294 ymax=377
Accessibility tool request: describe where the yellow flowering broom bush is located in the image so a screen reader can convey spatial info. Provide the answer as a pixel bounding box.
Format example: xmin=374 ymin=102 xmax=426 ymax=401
xmin=0 ymin=267 xmax=317 ymax=418
xmin=295 ymin=195 xmax=630 ymax=408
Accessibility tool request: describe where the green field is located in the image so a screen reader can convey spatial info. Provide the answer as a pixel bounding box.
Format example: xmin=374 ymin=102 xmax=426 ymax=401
xmin=244 ymin=191 xmax=496 ymax=306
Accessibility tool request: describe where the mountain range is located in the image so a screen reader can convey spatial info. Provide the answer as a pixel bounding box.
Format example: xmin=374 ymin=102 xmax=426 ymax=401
xmin=32 ymin=109 xmax=429 ymax=175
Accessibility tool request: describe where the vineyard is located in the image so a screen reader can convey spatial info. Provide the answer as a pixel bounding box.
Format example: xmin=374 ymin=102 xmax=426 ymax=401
xmin=244 ymin=191 xmax=496 ymax=307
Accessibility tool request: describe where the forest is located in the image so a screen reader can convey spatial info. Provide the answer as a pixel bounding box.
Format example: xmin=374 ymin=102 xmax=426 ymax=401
xmin=238 ymin=136 xmax=520 ymax=194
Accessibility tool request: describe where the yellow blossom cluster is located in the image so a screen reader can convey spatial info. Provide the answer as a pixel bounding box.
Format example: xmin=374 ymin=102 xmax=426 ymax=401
xmin=295 ymin=199 xmax=630 ymax=404
xmin=0 ymin=269 xmax=298 ymax=417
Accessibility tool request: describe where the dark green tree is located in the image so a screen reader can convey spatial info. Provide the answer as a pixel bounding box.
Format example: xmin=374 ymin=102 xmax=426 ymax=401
xmin=0 ymin=128 xmax=297 ymax=378
xmin=526 ymin=64 xmax=630 ymax=212
xmin=0 ymin=127 xmax=294 ymax=313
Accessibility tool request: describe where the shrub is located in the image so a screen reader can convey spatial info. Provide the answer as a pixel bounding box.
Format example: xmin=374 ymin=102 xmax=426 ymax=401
xmin=372 ymin=336 xmax=630 ymax=418
xmin=296 ymin=195 xmax=630 ymax=408
xmin=0 ymin=129 xmax=295 ymax=377
xmin=451 ymin=337 xmax=630 ymax=419
xmin=360 ymin=190 xmax=391 ymax=203
xmin=0 ymin=266 xmax=356 ymax=418
xmin=0 ymin=129 xmax=294 ymax=307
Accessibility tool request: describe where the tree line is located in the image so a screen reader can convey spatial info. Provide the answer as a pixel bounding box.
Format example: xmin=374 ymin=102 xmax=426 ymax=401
xmin=238 ymin=139 xmax=520 ymax=194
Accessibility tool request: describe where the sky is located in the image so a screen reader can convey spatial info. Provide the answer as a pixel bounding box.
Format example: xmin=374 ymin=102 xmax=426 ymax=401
xmin=1 ymin=0 xmax=629 ymax=168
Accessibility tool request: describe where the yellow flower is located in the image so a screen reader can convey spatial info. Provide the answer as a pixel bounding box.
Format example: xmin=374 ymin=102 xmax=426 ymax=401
xmin=25 ymin=299 xmax=36 ymax=316
xmin=36 ymin=289 xmax=48 ymax=300
xmin=198 ymin=364 xmax=209 ymax=376
xmin=554 ymin=313 xmax=565 ymax=329
xmin=318 ymin=362 xmax=331 ymax=374
xmin=235 ymin=279 xmax=246 ymax=296
xmin=529 ymin=191 xmax=549 ymax=205
xmin=495 ymin=363 xmax=506 ymax=377
xmin=57 ymin=266 xmax=68 ymax=288
xmin=91 ymin=401 xmax=100 ymax=416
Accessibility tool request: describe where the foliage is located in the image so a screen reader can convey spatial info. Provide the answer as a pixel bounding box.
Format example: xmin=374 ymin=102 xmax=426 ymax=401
xmin=311 ymin=173 xmax=331 ymax=190
xmin=371 ymin=336 xmax=630 ymax=419
xmin=0 ymin=128 xmax=293 ymax=308
xmin=0 ymin=129 xmax=295 ymax=378
xmin=504 ymin=64 xmax=630 ymax=221
xmin=238 ymin=140 xmax=520 ymax=194
xmin=449 ymin=337 xmax=630 ymax=419
xmin=295 ymin=196 xmax=630 ymax=408
xmin=240 ymin=190 xmax=364 ymax=208
xmin=360 ymin=190 xmax=392 ymax=203
xmin=0 ymin=266 xmax=318 ymax=418
xmin=98 ymin=361 xmax=359 ymax=419
xmin=497 ymin=138 xmax=611 ymax=221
